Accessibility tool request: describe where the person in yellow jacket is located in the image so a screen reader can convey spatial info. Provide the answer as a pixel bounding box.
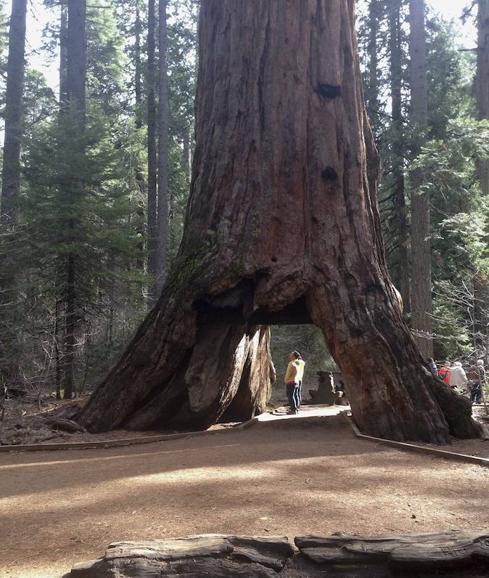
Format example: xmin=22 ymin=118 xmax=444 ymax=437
xmin=284 ymin=351 xmax=306 ymax=414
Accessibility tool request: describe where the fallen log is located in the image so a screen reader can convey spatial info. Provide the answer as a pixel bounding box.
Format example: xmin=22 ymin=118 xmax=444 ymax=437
xmin=69 ymin=531 xmax=489 ymax=577
xmin=44 ymin=416 xmax=87 ymax=434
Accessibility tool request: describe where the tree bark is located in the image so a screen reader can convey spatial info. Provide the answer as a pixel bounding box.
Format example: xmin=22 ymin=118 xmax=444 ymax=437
xmin=409 ymin=0 xmax=433 ymax=358
xmin=63 ymin=0 xmax=87 ymax=399
xmin=78 ymin=0 xmax=481 ymax=443
xmin=135 ymin=0 xmax=143 ymax=130
xmin=0 ymin=0 xmax=27 ymax=387
xmin=156 ymin=0 xmax=169 ymax=293
xmin=55 ymin=300 xmax=62 ymax=400
xmin=59 ymin=0 xmax=68 ymax=106
xmin=1 ymin=0 xmax=27 ymax=225
xmin=133 ymin=0 xmax=147 ymax=270
xmin=147 ymin=0 xmax=158 ymax=305
xmin=364 ymin=0 xmax=381 ymax=139
xmin=67 ymin=0 xmax=86 ymax=124
xmin=477 ymin=0 xmax=489 ymax=195
xmin=389 ymin=0 xmax=411 ymax=314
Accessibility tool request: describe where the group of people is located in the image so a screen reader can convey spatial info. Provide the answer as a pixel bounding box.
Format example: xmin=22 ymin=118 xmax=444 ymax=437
xmin=284 ymin=351 xmax=487 ymax=415
xmin=429 ymin=358 xmax=486 ymax=404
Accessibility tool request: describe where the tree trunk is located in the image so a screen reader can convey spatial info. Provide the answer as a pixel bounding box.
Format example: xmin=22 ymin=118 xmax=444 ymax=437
xmin=156 ymin=0 xmax=169 ymax=293
xmin=389 ymin=0 xmax=411 ymax=314
xmin=62 ymin=252 xmax=77 ymax=399
xmin=63 ymin=0 xmax=87 ymax=399
xmin=0 ymin=0 xmax=27 ymax=387
xmin=1 ymin=0 xmax=27 ymax=225
xmin=409 ymin=0 xmax=433 ymax=358
xmin=364 ymin=0 xmax=381 ymax=139
xmin=134 ymin=0 xmax=146 ymax=270
xmin=59 ymin=0 xmax=68 ymax=106
xmin=477 ymin=0 xmax=489 ymax=195
xmin=222 ymin=327 xmax=276 ymax=421
xmin=147 ymin=0 xmax=158 ymax=305
xmin=67 ymin=0 xmax=86 ymax=123
xmin=78 ymin=0 xmax=480 ymax=443
xmin=135 ymin=0 xmax=143 ymax=130
xmin=57 ymin=0 xmax=68 ymax=400
xmin=55 ymin=301 xmax=62 ymax=400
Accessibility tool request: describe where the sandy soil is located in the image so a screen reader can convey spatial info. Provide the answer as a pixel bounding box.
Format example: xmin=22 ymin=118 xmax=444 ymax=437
xmin=1 ymin=414 xmax=488 ymax=578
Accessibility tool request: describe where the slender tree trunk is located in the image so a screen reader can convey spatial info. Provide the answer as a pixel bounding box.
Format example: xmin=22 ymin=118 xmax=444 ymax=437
xmin=390 ymin=0 xmax=411 ymax=313
xmin=477 ymin=0 xmax=489 ymax=195
xmin=63 ymin=251 xmax=76 ymax=398
xmin=156 ymin=0 xmax=170 ymax=293
xmin=134 ymin=0 xmax=146 ymax=270
xmin=147 ymin=0 xmax=158 ymax=304
xmin=1 ymin=0 xmax=27 ymax=225
xmin=78 ymin=0 xmax=480 ymax=444
xmin=57 ymin=0 xmax=68 ymax=399
xmin=0 ymin=0 xmax=27 ymax=387
xmin=63 ymin=0 xmax=87 ymax=399
xmin=182 ymin=127 xmax=193 ymax=184
xmin=55 ymin=301 xmax=62 ymax=400
xmin=67 ymin=0 xmax=86 ymax=123
xmin=59 ymin=0 xmax=68 ymax=106
xmin=409 ymin=0 xmax=433 ymax=358
xmin=365 ymin=0 xmax=381 ymax=138
xmin=135 ymin=0 xmax=143 ymax=130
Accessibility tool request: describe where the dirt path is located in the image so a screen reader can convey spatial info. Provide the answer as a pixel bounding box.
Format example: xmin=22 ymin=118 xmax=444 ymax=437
xmin=1 ymin=414 xmax=488 ymax=578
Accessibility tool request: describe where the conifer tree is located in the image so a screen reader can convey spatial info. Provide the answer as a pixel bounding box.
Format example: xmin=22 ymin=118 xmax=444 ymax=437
xmin=409 ymin=0 xmax=433 ymax=358
xmin=0 ymin=0 xmax=27 ymax=387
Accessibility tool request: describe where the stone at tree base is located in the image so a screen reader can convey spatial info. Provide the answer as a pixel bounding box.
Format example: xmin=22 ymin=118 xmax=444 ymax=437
xmin=309 ymin=372 xmax=336 ymax=405
xmin=69 ymin=531 xmax=489 ymax=577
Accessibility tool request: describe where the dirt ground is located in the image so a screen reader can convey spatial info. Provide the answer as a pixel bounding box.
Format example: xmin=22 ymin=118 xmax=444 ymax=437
xmin=1 ymin=414 xmax=488 ymax=578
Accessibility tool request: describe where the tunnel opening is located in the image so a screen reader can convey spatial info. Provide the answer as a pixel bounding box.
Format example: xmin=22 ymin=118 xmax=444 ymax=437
xmin=195 ymin=287 xmax=345 ymax=422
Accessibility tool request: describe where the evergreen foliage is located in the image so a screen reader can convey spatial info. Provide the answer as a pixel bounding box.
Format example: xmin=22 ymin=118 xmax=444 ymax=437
xmin=358 ymin=0 xmax=489 ymax=363
xmin=0 ymin=0 xmax=198 ymax=394
xmin=1 ymin=0 xmax=488 ymax=398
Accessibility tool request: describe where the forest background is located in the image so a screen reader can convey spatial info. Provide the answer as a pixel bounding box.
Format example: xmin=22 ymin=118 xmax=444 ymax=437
xmin=1 ymin=0 xmax=488 ymax=399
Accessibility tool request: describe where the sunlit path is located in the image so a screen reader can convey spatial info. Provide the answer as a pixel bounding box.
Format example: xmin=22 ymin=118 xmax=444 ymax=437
xmin=1 ymin=414 xmax=488 ymax=578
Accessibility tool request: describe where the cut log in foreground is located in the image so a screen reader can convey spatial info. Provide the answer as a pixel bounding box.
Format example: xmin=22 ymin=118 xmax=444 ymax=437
xmin=70 ymin=532 xmax=489 ymax=578
xmin=78 ymin=0 xmax=481 ymax=443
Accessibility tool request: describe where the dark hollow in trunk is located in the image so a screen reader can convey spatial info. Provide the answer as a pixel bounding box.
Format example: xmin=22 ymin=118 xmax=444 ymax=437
xmin=78 ymin=0 xmax=481 ymax=444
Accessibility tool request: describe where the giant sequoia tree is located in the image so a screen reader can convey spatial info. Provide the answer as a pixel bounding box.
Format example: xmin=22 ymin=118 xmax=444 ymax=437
xmin=79 ymin=0 xmax=481 ymax=444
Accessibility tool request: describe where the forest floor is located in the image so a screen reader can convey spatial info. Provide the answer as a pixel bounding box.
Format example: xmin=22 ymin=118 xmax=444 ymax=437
xmin=1 ymin=411 xmax=488 ymax=578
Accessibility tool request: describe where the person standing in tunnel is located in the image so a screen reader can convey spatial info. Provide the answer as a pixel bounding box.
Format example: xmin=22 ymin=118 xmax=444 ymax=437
xmin=284 ymin=351 xmax=306 ymax=414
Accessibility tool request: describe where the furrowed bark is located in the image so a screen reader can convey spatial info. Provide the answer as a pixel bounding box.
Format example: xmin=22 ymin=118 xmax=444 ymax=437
xmin=78 ymin=0 xmax=481 ymax=443
xmin=147 ymin=0 xmax=158 ymax=305
xmin=62 ymin=0 xmax=87 ymax=399
xmin=409 ymin=0 xmax=433 ymax=358
xmin=156 ymin=0 xmax=170 ymax=293
xmin=389 ymin=0 xmax=411 ymax=313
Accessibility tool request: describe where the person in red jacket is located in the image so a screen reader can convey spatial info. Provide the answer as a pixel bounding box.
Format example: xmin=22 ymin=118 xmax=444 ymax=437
xmin=438 ymin=361 xmax=451 ymax=384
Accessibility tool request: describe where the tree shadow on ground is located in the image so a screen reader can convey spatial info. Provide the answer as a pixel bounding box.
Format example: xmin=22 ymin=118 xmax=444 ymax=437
xmin=1 ymin=417 xmax=488 ymax=577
